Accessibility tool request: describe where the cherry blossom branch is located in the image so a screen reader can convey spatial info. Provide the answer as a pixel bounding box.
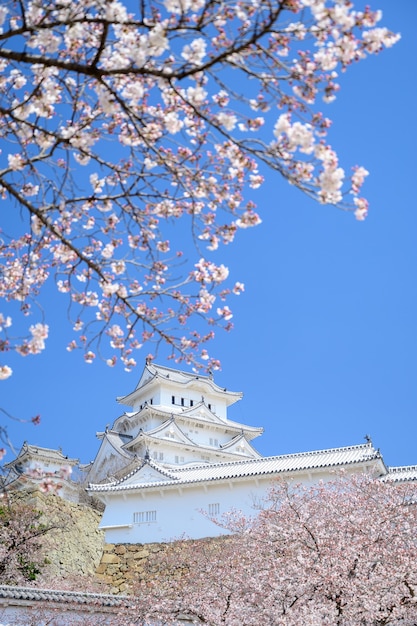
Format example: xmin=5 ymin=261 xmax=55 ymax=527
xmin=0 ymin=0 xmax=400 ymax=377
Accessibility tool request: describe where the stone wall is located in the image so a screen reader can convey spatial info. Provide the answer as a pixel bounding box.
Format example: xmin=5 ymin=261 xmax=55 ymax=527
xmin=96 ymin=537 xmax=228 ymax=595
xmin=33 ymin=492 xmax=105 ymax=581
xmin=12 ymin=493 xmax=216 ymax=597
xmin=96 ymin=543 xmax=166 ymax=595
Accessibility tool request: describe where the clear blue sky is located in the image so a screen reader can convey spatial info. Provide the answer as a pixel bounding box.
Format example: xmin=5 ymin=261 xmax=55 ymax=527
xmin=1 ymin=0 xmax=417 ymax=470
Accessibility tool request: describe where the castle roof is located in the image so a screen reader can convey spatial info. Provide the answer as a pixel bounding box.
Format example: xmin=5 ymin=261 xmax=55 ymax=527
xmin=122 ymin=420 xmax=260 ymax=462
xmin=117 ymin=362 xmax=243 ymax=407
xmin=0 ymin=584 xmax=128 ymax=609
xmin=0 ymin=583 xmax=198 ymax=624
xmin=115 ymin=402 xmax=263 ymax=440
xmin=88 ymin=442 xmax=385 ymax=493
xmin=96 ymin=429 xmax=133 ymax=458
xmin=384 ymin=465 xmax=417 ymax=483
xmin=3 ymin=443 xmax=78 ymax=470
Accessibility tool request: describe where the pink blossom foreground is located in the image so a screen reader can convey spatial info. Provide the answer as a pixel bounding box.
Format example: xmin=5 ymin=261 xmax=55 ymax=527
xmin=132 ymin=475 xmax=417 ymax=625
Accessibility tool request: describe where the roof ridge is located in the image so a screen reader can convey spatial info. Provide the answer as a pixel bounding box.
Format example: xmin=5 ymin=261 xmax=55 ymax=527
xmin=96 ymin=458 xmax=178 ymax=488
xmin=168 ymin=441 xmax=376 ymax=473
xmin=151 ymin=362 xmax=212 ymax=381
xmin=0 ymin=584 xmax=129 ymax=606
xmin=388 ymin=464 xmax=417 ymax=472
xmin=123 ymin=404 xmax=259 ymax=431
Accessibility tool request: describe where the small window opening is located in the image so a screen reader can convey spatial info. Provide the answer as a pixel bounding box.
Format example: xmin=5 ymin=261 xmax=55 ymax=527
xmin=208 ymin=503 xmax=220 ymax=516
xmin=134 ymin=510 xmax=157 ymax=524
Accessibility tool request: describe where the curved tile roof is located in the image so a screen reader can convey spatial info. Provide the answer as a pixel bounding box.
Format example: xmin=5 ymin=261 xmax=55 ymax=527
xmin=4 ymin=443 xmax=78 ymax=469
xmin=0 ymin=584 xmax=128 ymax=607
xmin=88 ymin=442 xmax=384 ymax=493
xmin=118 ymin=362 xmax=243 ymax=407
xmin=98 ymin=431 xmax=133 ymax=459
xmin=385 ymin=465 xmax=417 ymax=482
xmin=114 ymin=403 xmax=263 ymax=439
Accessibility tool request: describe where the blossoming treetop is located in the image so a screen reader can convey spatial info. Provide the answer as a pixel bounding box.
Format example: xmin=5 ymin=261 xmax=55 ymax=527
xmin=0 ymin=0 xmax=399 ymax=377
xmin=131 ymin=475 xmax=417 ymax=625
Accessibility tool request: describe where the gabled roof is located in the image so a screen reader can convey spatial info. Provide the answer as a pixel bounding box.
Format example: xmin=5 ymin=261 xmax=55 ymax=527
xmin=3 ymin=443 xmax=78 ymax=470
xmin=83 ymin=430 xmax=135 ymax=483
xmin=113 ymin=402 xmax=263 ymax=440
xmin=121 ymin=460 xmax=174 ymax=485
xmin=178 ymin=401 xmax=263 ymax=437
xmin=88 ymin=442 xmax=385 ymax=493
xmin=122 ymin=421 xmax=259 ymax=464
xmin=220 ymin=434 xmax=262 ymax=459
xmin=97 ymin=428 xmax=132 ymax=445
xmin=117 ymin=362 xmax=243 ymax=407
xmin=95 ymin=430 xmax=133 ymax=461
xmin=180 ymin=401 xmax=230 ymax=425
xmin=123 ymin=418 xmax=196 ymax=450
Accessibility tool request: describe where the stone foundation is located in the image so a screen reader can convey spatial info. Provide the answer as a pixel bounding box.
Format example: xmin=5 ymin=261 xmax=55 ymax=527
xmin=96 ymin=543 xmax=167 ymax=594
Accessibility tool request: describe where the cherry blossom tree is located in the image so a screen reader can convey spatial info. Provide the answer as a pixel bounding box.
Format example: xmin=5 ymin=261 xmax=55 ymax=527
xmin=130 ymin=475 xmax=417 ymax=625
xmin=0 ymin=491 xmax=61 ymax=585
xmin=0 ymin=0 xmax=399 ymax=377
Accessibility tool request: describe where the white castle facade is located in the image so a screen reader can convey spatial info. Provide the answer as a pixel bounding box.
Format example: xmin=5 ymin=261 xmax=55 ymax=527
xmin=86 ymin=362 xmax=417 ymax=544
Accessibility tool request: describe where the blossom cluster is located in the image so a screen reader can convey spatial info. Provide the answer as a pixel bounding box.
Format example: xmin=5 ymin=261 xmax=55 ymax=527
xmin=134 ymin=475 xmax=417 ymax=625
xmin=25 ymin=464 xmax=73 ymax=495
xmin=0 ymin=0 xmax=398 ymax=374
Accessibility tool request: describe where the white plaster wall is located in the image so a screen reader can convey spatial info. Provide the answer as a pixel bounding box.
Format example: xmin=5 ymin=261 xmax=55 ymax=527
xmin=157 ymin=387 xmax=228 ymax=420
xmin=99 ymin=465 xmax=377 ymax=544
xmin=100 ymin=478 xmax=272 ymax=544
xmin=128 ymin=377 xmax=231 ymax=421
xmin=26 ymin=459 xmax=65 ymax=474
xmin=149 ymin=443 xmax=216 ymax=465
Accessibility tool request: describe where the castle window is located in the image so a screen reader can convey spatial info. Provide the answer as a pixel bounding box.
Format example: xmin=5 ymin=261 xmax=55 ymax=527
xmin=208 ymin=503 xmax=220 ymax=516
xmin=209 ymin=438 xmax=219 ymax=447
xmin=190 ymin=400 xmax=194 ymax=407
xmin=150 ymin=398 xmax=153 ymax=405
xmin=175 ymin=455 xmax=185 ymax=464
xmin=208 ymin=403 xmax=211 ymax=410
xmin=133 ymin=510 xmax=157 ymax=524
xmin=181 ymin=397 xmax=185 ymax=406
xmin=171 ymin=396 xmax=175 ymax=404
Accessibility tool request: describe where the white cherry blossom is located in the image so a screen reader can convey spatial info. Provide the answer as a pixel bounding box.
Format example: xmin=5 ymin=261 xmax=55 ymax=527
xmin=0 ymin=0 xmax=399 ymax=375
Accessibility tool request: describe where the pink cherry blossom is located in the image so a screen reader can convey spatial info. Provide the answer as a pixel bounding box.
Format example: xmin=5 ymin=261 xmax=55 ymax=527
xmin=131 ymin=474 xmax=417 ymax=625
xmin=0 ymin=365 xmax=12 ymax=380
xmin=0 ymin=0 xmax=399 ymax=375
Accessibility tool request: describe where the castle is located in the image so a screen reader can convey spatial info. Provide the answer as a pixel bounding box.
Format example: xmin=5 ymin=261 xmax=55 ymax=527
xmin=83 ymin=361 xmax=416 ymax=544
xmin=4 ymin=361 xmax=416 ymax=544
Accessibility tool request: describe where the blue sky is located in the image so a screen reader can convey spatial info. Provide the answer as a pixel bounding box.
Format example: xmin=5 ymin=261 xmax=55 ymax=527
xmin=1 ymin=0 xmax=417 ymax=470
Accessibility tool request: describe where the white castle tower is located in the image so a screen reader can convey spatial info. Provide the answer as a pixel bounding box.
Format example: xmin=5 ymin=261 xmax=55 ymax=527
xmin=85 ymin=360 xmax=263 ymax=484
xmin=87 ymin=361 xmax=389 ymax=544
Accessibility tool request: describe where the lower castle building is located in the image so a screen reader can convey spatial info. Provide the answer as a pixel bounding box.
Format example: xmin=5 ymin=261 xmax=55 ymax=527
xmin=85 ymin=361 xmax=417 ymax=544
